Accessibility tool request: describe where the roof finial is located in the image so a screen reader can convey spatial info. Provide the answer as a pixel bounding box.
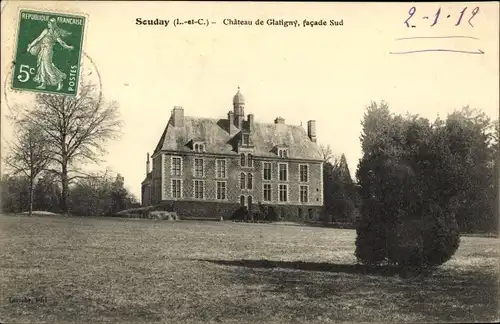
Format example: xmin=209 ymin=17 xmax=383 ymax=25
xmin=237 ymin=85 xmax=240 ymax=92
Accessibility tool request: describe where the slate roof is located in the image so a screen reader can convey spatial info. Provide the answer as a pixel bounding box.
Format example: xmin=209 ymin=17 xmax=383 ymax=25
xmin=141 ymin=172 xmax=152 ymax=185
xmin=153 ymin=116 xmax=323 ymax=161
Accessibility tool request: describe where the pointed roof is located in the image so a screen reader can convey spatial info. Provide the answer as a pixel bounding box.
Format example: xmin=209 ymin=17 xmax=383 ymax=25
xmin=233 ymin=86 xmax=245 ymax=105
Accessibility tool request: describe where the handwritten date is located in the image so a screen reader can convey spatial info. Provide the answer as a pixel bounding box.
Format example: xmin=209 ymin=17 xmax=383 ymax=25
xmin=405 ymin=7 xmax=480 ymax=28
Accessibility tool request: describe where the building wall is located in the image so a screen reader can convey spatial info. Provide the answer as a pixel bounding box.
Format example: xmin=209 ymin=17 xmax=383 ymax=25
xmin=155 ymin=152 xmax=323 ymax=220
xmin=141 ymin=182 xmax=151 ymax=206
xmin=161 ymin=152 xmax=323 ymax=204
xmin=151 ymin=155 xmax=162 ymax=204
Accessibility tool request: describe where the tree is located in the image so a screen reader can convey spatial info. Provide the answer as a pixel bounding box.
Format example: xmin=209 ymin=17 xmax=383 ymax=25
xmin=1 ymin=174 xmax=30 ymax=213
xmin=4 ymin=123 xmax=51 ymax=216
xmin=33 ymin=173 xmax=61 ymax=213
xmin=68 ymin=171 xmax=113 ymax=216
xmin=443 ymin=107 xmax=497 ymax=233
xmin=108 ymin=173 xmax=129 ymax=215
xmin=10 ymin=81 xmax=122 ymax=213
xmin=323 ymin=154 xmax=357 ymax=223
xmin=355 ymin=102 xmax=461 ymax=270
xmin=319 ymin=144 xmax=334 ymax=163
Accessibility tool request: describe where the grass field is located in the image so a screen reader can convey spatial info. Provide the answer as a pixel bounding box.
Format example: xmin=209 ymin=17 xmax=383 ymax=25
xmin=1 ymin=214 xmax=498 ymax=324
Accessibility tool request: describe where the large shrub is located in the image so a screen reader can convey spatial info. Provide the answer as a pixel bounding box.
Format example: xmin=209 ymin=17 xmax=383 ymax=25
xmin=355 ymin=104 xmax=461 ymax=270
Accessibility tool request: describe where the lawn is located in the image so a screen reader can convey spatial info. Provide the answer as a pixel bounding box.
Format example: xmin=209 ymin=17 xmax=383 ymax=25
xmin=0 ymin=214 xmax=498 ymax=324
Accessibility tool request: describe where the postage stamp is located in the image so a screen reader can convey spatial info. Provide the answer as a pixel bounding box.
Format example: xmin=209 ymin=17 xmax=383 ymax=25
xmin=11 ymin=9 xmax=86 ymax=96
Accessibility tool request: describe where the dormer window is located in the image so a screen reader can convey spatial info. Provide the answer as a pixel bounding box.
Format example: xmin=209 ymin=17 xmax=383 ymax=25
xmin=278 ymin=148 xmax=288 ymax=158
xmin=194 ymin=142 xmax=205 ymax=153
xmin=242 ymin=134 xmax=249 ymax=145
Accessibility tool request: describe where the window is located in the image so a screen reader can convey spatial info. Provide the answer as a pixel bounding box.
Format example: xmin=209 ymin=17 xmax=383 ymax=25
xmin=279 ymin=163 xmax=288 ymax=181
xmin=194 ymin=158 xmax=204 ymax=177
xmin=194 ymin=143 xmax=204 ymax=152
xmin=247 ymin=173 xmax=253 ymax=190
xmin=240 ymin=153 xmax=246 ymax=167
xmin=263 ymin=162 xmax=272 ymax=180
xmin=242 ymin=134 xmax=249 ymax=145
xmin=308 ymin=208 xmax=314 ymax=220
xmin=172 ymin=179 xmax=182 ymax=198
xmin=216 ymin=181 xmax=227 ymax=200
xmin=240 ymin=195 xmax=245 ymax=206
xmin=299 ymin=165 xmax=309 ymax=182
xmin=247 ymin=154 xmax=253 ymax=167
xmin=171 ymin=157 xmax=182 ymax=176
xmin=278 ymin=148 xmax=288 ymax=158
xmin=240 ymin=172 xmax=246 ymax=189
xmin=279 ymin=184 xmax=288 ymax=202
xmin=263 ymin=184 xmax=272 ymax=201
xmin=216 ymin=159 xmax=226 ymax=178
xmin=194 ymin=180 xmax=204 ymax=199
xmin=300 ymin=185 xmax=309 ymax=203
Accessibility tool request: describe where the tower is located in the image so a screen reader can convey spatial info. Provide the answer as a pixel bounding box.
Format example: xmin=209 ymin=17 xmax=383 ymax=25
xmin=233 ymin=86 xmax=245 ymax=129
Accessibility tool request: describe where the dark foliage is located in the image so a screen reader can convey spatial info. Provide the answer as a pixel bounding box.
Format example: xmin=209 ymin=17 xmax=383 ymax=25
xmin=355 ymin=102 xmax=476 ymax=270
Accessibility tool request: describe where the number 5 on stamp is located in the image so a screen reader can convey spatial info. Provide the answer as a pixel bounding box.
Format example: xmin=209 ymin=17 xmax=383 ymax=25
xmin=12 ymin=9 xmax=86 ymax=96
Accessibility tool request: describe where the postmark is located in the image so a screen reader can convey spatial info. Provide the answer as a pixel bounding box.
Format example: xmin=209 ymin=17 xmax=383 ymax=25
xmin=11 ymin=9 xmax=87 ymax=96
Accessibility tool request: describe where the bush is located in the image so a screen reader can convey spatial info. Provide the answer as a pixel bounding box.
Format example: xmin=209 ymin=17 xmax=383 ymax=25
xmin=231 ymin=206 xmax=250 ymax=221
xmin=355 ymin=108 xmax=462 ymax=271
xmin=385 ymin=204 xmax=460 ymax=269
xmin=266 ymin=206 xmax=278 ymax=222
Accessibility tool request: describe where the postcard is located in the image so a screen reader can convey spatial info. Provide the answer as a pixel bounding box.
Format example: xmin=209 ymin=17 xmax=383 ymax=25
xmin=1 ymin=1 xmax=499 ymax=323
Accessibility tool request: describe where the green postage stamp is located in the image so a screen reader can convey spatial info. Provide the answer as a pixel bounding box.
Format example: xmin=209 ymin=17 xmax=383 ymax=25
xmin=12 ymin=9 xmax=86 ymax=96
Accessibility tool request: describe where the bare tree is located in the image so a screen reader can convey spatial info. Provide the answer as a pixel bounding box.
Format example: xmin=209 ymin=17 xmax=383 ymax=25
xmin=5 ymin=122 xmax=52 ymax=216
xmin=319 ymin=144 xmax=334 ymax=163
xmin=11 ymin=81 xmax=123 ymax=213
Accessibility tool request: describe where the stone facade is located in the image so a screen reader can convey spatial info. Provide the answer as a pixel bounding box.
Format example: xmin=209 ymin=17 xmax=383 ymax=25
xmin=141 ymin=88 xmax=324 ymax=221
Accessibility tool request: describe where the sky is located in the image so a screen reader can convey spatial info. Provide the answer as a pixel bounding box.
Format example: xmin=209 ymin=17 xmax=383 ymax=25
xmin=1 ymin=1 xmax=499 ymax=200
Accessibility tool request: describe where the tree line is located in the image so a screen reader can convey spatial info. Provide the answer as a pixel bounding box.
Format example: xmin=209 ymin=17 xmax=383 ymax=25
xmin=1 ymin=171 xmax=139 ymax=216
xmin=322 ymin=104 xmax=498 ymax=236
xmin=1 ymin=80 xmax=134 ymax=216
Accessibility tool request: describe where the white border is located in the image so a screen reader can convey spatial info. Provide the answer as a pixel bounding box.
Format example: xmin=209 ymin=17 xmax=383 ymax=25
xmin=216 ymin=181 xmax=228 ymax=200
xmin=262 ymin=161 xmax=272 ymax=181
xmin=171 ymin=179 xmax=183 ymax=199
xmin=193 ymin=180 xmax=205 ymax=200
xmin=215 ymin=158 xmax=227 ymax=179
xmin=278 ymin=162 xmax=288 ymax=182
xmin=299 ymin=184 xmax=309 ymax=204
xmin=278 ymin=183 xmax=289 ymax=203
xmin=193 ymin=157 xmax=205 ymax=178
xmin=171 ymin=156 xmax=183 ymax=176
xmin=299 ymin=164 xmax=309 ymax=182
xmin=262 ymin=183 xmax=272 ymax=202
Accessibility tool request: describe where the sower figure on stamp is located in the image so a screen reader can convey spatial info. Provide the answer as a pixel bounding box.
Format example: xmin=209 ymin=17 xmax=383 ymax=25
xmin=27 ymin=18 xmax=74 ymax=91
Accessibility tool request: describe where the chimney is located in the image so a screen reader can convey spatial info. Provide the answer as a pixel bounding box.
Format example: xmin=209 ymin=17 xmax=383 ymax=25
xmin=146 ymin=153 xmax=151 ymax=174
xmin=274 ymin=117 xmax=285 ymax=124
xmin=227 ymin=111 xmax=234 ymax=133
xmin=171 ymin=106 xmax=184 ymax=127
xmin=247 ymin=114 xmax=254 ymax=131
xmin=307 ymin=120 xmax=317 ymax=142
